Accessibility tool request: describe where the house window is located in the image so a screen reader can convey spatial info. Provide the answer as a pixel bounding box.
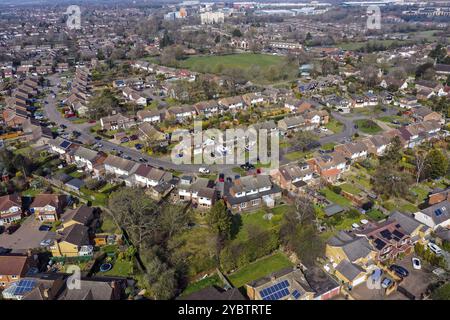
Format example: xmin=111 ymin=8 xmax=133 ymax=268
xmin=11 ymin=275 xmax=18 ymax=279
xmin=240 ymin=202 xmax=247 ymax=209
xmin=251 ymin=199 xmax=260 ymax=206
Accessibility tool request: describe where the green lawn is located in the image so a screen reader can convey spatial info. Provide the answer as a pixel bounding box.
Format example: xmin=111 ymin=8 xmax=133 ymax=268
xmin=284 ymin=151 xmax=307 ymax=161
xmin=410 ymin=185 xmax=430 ymax=204
xmin=320 ymin=188 xmax=351 ymax=207
xmin=100 ymin=215 xmax=120 ymax=234
xmin=321 ymin=142 xmax=336 ymax=151
xmin=340 ymin=183 xmax=362 ymax=196
xmin=180 ymin=53 xmax=285 ymax=75
xmin=355 ymin=119 xmax=383 ymax=134
xmin=101 ymin=259 xmax=134 ymax=277
xmin=366 ymin=209 xmax=386 ymax=222
xmin=227 ymin=252 xmax=293 ymax=288
xmin=325 ymin=119 xmax=344 ymax=134
xmin=234 ymin=205 xmax=292 ymax=241
xmin=181 ymin=274 xmax=223 ymax=297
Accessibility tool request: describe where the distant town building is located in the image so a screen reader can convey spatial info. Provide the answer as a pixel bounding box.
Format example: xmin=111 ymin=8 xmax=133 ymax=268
xmin=200 ymin=11 xmax=225 ymax=24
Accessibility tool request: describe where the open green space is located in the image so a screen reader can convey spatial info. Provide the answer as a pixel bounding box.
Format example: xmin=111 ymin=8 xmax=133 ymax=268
xmin=227 ymin=252 xmax=293 ymax=289
xmin=355 ymin=119 xmax=383 ymax=134
xmin=180 ymin=53 xmax=285 ymax=74
xmin=366 ymin=209 xmax=386 ymax=222
xmin=181 ymin=274 xmax=223 ymax=297
xmin=325 ymin=119 xmax=344 ymax=134
xmin=340 ymin=183 xmax=362 ymax=196
xmin=320 ymin=188 xmax=351 ymax=207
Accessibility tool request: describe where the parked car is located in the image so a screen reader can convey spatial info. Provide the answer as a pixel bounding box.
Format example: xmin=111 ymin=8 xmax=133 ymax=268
xmin=389 ymin=264 xmax=409 ymax=278
xmin=39 ymin=225 xmax=52 ymax=232
xmin=412 ymin=257 xmax=421 ymax=270
xmin=40 ymin=239 xmax=53 ymax=247
xmin=199 ymin=167 xmax=210 ymax=174
xmin=0 ymin=226 xmax=4 ymax=234
xmin=129 ymin=135 xmax=138 ymax=141
xmin=6 ymin=224 xmax=20 ymax=234
xmin=381 ymin=277 xmax=393 ymax=289
xmin=120 ymin=137 xmax=130 ymax=143
xmin=0 ymin=247 xmax=12 ymax=254
xmin=94 ymin=136 xmax=102 ymax=141
xmin=428 ymin=242 xmax=442 ymax=255
xmin=135 ymin=144 xmax=143 ymax=150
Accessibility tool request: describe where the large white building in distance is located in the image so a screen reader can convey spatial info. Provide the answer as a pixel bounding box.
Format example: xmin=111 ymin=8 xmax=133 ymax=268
xmin=200 ymin=11 xmax=225 ymax=24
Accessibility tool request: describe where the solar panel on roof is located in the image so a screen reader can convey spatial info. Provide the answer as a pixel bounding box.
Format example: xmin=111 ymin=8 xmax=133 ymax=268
xmin=60 ymin=140 xmax=71 ymax=149
xmin=392 ymin=230 xmax=404 ymax=238
xmin=380 ymin=230 xmax=392 ymax=240
xmin=292 ymin=290 xmax=301 ymax=299
xmin=435 ymin=209 xmax=443 ymax=216
xmin=374 ymin=238 xmax=386 ymax=250
xmin=259 ymin=280 xmax=290 ymax=300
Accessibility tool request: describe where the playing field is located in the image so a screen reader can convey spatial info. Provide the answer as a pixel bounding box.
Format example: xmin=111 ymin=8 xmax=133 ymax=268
xmin=180 ymin=53 xmax=286 ymax=73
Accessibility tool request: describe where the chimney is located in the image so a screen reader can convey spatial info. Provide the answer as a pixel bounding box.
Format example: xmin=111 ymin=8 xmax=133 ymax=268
xmin=43 ymin=288 xmax=50 ymax=299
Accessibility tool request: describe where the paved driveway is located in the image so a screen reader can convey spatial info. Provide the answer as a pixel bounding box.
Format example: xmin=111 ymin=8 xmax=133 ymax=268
xmin=0 ymin=216 xmax=56 ymax=252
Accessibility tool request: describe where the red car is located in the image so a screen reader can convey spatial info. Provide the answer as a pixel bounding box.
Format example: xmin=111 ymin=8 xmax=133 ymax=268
xmin=88 ymin=120 xmax=96 ymax=124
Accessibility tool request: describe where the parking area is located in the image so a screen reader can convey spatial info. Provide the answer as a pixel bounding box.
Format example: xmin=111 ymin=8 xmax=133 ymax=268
xmin=350 ymin=255 xmax=438 ymax=300
xmin=0 ymin=216 xmax=56 ymax=252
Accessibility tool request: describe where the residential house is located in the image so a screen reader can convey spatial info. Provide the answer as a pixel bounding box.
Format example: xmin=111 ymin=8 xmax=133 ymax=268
xmin=246 ymin=268 xmax=315 ymax=301
xmin=307 ymin=152 xmax=349 ymax=182
xmin=0 ymin=194 xmax=22 ymax=226
xmin=122 ymin=87 xmax=147 ymax=106
xmin=218 ymin=96 xmax=245 ymax=112
xmin=0 ymin=255 xmax=33 ymax=288
xmin=177 ymin=176 xmax=216 ymax=209
xmin=242 ymin=92 xmax=264 ymax=106
xmin=354 ymin=220 xmax=414 ymax=261
xmin=167 ymin=105 xmax=197 ymax=121
xmin=50 ymin=224 xmax=92 ymax=257
xmin=73 ymin=146 xmax=104 ymax=171
xmin=334 ymin=141 xmax=368 ymax=162
xmin=133 ymin=164 xmax=173 ymax=188
xmin=412 ymin=106 xmax=443 ymax=124
xmin=30 ymin=194 xmax=67 ymax=222
xmin=57 ymin=278 xmax=124 ymax=300
xmin=361 ymin=135 xmax=390 ymax=156
xmin=277 ymin=115 xmax=315 ymax=133
xmin=326 ymin=231 xmax=376 ymax=287
xmin=387 ymin=211 xmax=430 ymax=244
xmin=136 ymin=109 xmax=164 ymax=123
xmin=99 ymin=113 xmax=135 ymax=130
xmin=272 ymin=162 xmax=314 ymax=193
xmin=60 ymin=205 xmax=95 ymax=230
xmin=193 ymin=100 xmax=220 ymax=118
xmin=103 ymin=155 xmax=138 ymax=177
xmin=428 ymin=187 xmax=450 ymax=205
xmin=414 ymin=200 xmax=450 ymax=230
xmin=224 ymin=175 xmax=282 ymax=212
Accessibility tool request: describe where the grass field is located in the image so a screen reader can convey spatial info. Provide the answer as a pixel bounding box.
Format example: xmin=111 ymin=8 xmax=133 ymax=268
xmin=325 ymin=119 xmax=344 ymax=134
xmin=355 ymin=119 xmax=383 ymax=134
xmin=181 ymin=274 xmax=223 ymax=297
xmin=180 ymin=53 xmax=285 ymax=73
xmin=321 ymin=188 xmax=351 ymax=207
xmin=366 ymin=209 xmax=386 ymax=222
xmin=340 ymin=183 xmax=362 ymax=196
xmin=227 ymin=252 xmax=293 ymax=288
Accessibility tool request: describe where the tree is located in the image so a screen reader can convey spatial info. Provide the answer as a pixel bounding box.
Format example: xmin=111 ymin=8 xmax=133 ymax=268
xmin=231 ymin=28 xmax=242 ymax=37
xmin=108 ymin=188 xmax=159 ymax=248
xmin=380 ymin=136 xmax=402 ymax=165
xmin=160 ymin=205 xmax=189 ymax=239
xmin=372 ymin=164 xmax=412 ymax=199
xmin=207 ymin=200 xmax=232 ymax=240
xmin=424 ymin=148 xmax=449 ymax=180
xmin=413 ymin=149 xmax=427 ymax=184
xmin=293 ymin=196 xmax=316 ymax=225
xmin=291 ymin=131 xmax=318 ymax=152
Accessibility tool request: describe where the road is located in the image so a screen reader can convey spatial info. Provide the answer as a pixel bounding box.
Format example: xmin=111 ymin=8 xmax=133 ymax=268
xmin=43 ymin=75 xmax=236 ymax=174
xmin=43 ymin=74 xmax=398 ymax=174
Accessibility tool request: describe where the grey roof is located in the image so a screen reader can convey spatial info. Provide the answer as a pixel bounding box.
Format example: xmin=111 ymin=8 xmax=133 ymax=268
xmin=61 ymin=205 xmax=94 ymax=226
xmin=59 ymin=280 xmax=116 ymax=300
xmin=324 ymin=204 xmax=344 ymax=217
xmin=435 ymin=226 xmax=450 ymax=242
xmin=328 ymin=231 xmax=373 ymax=263
xmin=65 ymin=178 xmax=85 ymax=190
xmin=59 ymin=224 xmax=90 ymax=246
xmin=335 ymin=260 xmax=365 ymax=282
xmin=74 ymin=146 xmax=98 ymax=162
xmin=388 ymin=211 xmax=422 ymax=235
xmin=420 ymin=200 xmax=450 ymax=225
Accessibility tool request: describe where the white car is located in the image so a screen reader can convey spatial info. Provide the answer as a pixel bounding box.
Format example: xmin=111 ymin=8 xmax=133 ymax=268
xmin=351 ymin=223 xmax=360 ymax=230
xmin=40 ymin=239 xmax=53 ymax=247
xmin=412 ymin=257 xmax=421 ymax=270
xmin=428 ymin=242 xmax=442 ymax=255
xmin=199 ymin=167 xmax=210 ymax=174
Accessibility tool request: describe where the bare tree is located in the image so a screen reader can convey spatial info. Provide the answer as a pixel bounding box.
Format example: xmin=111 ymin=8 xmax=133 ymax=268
xmin=414 ymin=149 xmax=427 ymax=184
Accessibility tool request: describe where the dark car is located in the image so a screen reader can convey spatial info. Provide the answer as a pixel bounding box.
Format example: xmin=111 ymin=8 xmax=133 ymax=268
xmin=6 ymin=224 xmax=20 ymax=234
xmin=135 ymin=144 xmax=143 ymax=150
xmin=389 ymin=264 xmax=409 ymax=278
xmin=129 ymin=135 xmax=138 ymax=141
xmin=72 ymin=130 xmax=81 ymax=136
xmin=94 ymin=136 xmax=102 ymax=141
xmin=0 ymin=247 xmax=12 ymax=254
xmin=120 ymin=137 xmax=129 ymax=143
xmin=0 ymin=226 xmax=4 ymax=234
xmin=39 ymin=225 xmax=52 ymax=232
xmin=60 ymin=124 xmax=67 ymax=129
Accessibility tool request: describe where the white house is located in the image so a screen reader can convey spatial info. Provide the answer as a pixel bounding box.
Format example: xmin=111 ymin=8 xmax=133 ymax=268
xmin=414 ymin=200 xmax=450 ymax=230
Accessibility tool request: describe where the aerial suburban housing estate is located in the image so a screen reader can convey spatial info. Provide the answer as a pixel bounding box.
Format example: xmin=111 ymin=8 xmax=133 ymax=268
xmin=0 ymin=0 xmax=449 ymax=306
